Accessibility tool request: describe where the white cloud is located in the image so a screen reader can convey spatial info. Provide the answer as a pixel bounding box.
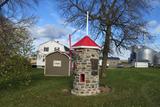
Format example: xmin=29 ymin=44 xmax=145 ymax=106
xmin=147 ymin=20 xmax=160 ymax=36
xmin=148 ymin=20 xmax=157 ymax=27
xmin=29 ymin=24 xmax=72 ymax=51
xmin=150 ymin=24 xmax=160 ymax=36
xmin=30 ymin=24 xmax=70 ymax=39
xmin=29 ymin=23 xmax=87 ymax=51
xmin=155 ymin=25 xmax=160 ymax=33
xmin=149 ymin=0 xmax=160 ymax=7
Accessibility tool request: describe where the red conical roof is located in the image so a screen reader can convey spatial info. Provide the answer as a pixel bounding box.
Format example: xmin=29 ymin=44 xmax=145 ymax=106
xmin=72 ymin=36 xmax=100 ymax=50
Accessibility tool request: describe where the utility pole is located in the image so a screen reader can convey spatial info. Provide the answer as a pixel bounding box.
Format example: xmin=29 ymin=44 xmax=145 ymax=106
xmin=68 ymin=29 xmax=79 ymax=75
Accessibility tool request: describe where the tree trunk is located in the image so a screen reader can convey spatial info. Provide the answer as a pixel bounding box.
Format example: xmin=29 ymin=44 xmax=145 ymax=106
xmin=100 ymin=25 xmax=111 ymax=79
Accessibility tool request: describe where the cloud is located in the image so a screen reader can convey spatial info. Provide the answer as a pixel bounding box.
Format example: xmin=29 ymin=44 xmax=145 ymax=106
xmin=149 ymin=0 xmax=160 ymax=7
xmin=30 ymin=24 xmax=70 ymax=39
xmin=147 ymin=20 xmax=160 ymax=36
xmin=148 ymin=20 xmax=157 ymax=27
xmin=29 ymin=23 xmax=89 ymax=51
xmin=150 ymin=24 xmax=160 ymax=36
xmin=155 ymin=25 xmax=160 ymax=33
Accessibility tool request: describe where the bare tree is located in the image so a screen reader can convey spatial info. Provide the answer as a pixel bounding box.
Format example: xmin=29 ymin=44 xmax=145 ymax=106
xmin=57 ymin=0 xmax=154 ymax=78
xmin=0 ymin=0 xmax=38 ymax=11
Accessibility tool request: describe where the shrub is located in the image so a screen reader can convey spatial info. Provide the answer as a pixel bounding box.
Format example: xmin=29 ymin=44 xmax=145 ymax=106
xmin=0 ymin=55 xmax=32 ymax=89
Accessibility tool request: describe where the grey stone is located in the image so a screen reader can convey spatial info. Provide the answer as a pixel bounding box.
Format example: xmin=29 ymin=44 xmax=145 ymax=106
xmin=71 ymin=48 xmax=100 ymax=96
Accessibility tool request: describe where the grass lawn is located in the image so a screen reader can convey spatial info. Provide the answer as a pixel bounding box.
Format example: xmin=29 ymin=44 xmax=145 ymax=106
xmin=0 ymin=68 xmax=160 ymax=107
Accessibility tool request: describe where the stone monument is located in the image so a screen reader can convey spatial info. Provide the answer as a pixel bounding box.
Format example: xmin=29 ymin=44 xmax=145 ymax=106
xmin=71 ymin=36 xmax=100 ymax=96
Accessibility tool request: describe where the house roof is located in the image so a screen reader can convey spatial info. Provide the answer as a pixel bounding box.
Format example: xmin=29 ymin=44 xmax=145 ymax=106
xmin=99 ymin=57 xmax=120 ymax=60
xmin=72 ymin=36 xmax=100 ymax=49
xmin=108 ymin=57 xmax=120 ymax=60
xmin=38 ymin=40 xmax=69 ymax=51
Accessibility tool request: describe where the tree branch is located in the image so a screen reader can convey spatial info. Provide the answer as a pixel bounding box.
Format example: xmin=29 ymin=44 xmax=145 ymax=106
xmin=0 ymin=0 xmax=9 ymax=8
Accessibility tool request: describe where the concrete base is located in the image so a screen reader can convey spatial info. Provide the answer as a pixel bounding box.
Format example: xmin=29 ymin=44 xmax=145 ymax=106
xmin=36 ymin=65 xmax=44 ymax=68
xmin=71 ymin=89 xmax=100 ymax=96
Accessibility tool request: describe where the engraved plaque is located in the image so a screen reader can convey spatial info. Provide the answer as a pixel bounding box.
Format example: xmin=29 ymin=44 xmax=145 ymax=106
xmin=90 ymin=59 xmax=98 ymax=70
xmin=53 ymin=60 xmax=61 ymax=67
xmin=90 ymin=59 xmax=98 ymax=75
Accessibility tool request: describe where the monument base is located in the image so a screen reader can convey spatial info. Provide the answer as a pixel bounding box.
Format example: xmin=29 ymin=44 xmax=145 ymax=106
xmin=71 ymin=89 xmax=100 ymax=96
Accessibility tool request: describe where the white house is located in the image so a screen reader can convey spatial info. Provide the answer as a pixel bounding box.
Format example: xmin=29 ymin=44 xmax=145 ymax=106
xmin=36 ymin=40 xmax=69 ymax=68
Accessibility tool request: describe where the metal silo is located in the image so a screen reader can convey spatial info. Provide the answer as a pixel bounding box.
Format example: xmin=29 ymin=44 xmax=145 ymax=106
xmin=154 ymin=53 xmax=160 ymax=66
xmin=136 ymin=46 xmax=156 ymax=65
xmin=129 ymin=45 xmax=142 ymax=63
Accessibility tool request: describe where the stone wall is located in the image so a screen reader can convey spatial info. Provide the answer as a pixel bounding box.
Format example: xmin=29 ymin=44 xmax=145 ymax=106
xmin=71 ymin=48 xmax=100 ymax=96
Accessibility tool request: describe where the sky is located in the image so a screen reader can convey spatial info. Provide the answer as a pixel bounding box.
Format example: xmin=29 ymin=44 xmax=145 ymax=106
xmin=29 ymin=0 xmax=160 ymax=60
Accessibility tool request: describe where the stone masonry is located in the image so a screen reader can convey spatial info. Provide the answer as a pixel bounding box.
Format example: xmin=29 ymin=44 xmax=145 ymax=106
xmin=71 ymin=48 xmax=100 ymax=96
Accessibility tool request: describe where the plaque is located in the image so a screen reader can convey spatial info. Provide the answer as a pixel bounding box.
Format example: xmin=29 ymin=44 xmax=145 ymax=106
xmin=90 ymin=59 xmax=98 ymax=75
xmin=90 ymin=59 xmax=98 ymax=70
xmin=53 ymin=60 xmax=61 ymax=67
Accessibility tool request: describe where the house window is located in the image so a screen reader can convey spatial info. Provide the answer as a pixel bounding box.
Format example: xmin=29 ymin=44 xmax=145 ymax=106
xmin=54 ymin=47 xmax=60 ymax=51
xmin=44 ymin=47 xmax=49 ymax=52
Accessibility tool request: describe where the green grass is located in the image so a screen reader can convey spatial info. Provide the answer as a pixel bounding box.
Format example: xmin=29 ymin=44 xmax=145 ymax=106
xmin=0 ymin=68 xmax=160 ymax=107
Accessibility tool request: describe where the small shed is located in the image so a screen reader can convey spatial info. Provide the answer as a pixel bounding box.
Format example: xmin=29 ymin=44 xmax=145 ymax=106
xmin=44 ymin=51 xmax=71 ymax=76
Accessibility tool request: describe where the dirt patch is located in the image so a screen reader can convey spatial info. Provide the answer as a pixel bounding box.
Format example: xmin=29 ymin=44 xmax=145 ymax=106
xmin=99 ymin=85 xmax=112 ymax=93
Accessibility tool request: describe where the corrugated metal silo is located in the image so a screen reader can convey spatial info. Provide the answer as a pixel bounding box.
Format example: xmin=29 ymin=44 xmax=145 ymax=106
xmin=136 ymin=47 xmax=156 ymax=65
xmin=154 ymin=52 xmax=160 ymax=66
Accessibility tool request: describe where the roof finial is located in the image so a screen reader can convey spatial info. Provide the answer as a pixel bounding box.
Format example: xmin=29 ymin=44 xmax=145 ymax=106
xmin=86 ymin=11 xmax=89 ymax=35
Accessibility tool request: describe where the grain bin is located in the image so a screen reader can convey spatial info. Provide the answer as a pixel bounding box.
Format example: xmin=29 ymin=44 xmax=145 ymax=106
xmin=154 ymin=52 xmax=160 ymax=66
xmin=136 ymin=47 xmax=156 ymax=65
